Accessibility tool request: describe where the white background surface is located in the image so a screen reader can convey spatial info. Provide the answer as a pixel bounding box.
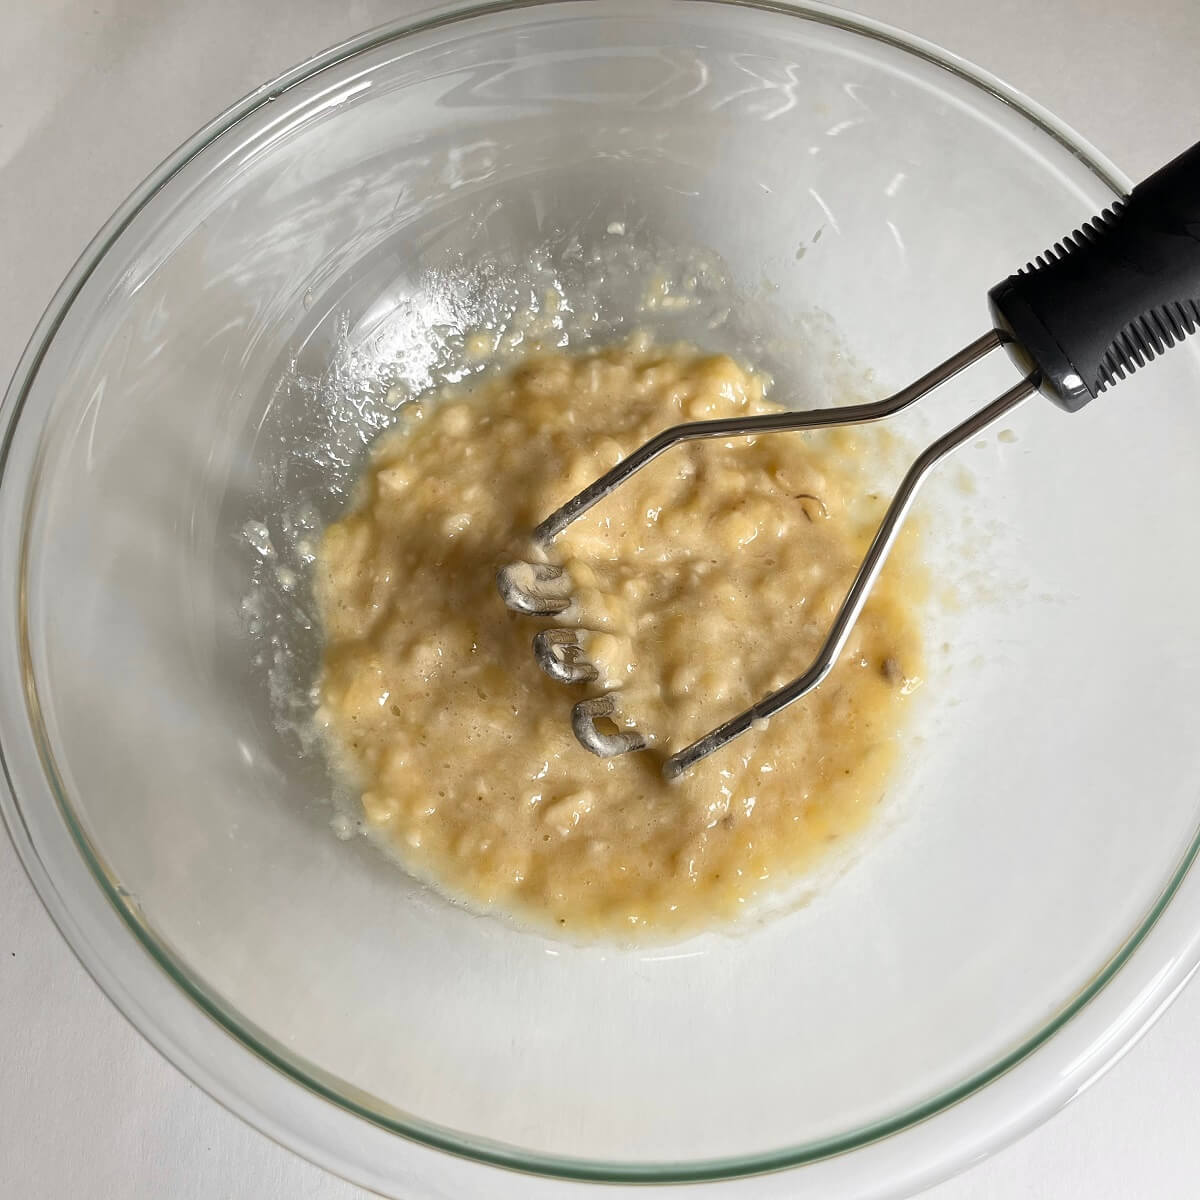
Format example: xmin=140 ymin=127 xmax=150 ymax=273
xmin=3 ymin=1 xmax=1200 ymax=1197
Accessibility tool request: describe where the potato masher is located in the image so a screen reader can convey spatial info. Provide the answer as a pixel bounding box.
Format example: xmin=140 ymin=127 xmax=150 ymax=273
xmin=499 ymin=139 xmax=1200 ymax=779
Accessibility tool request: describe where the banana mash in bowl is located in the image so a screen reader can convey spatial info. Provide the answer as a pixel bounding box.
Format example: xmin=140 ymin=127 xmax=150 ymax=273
xmin=317 ymin=336 xmax=923 ymax=937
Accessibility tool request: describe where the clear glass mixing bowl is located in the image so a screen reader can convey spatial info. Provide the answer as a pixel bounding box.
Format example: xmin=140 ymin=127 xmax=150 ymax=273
xmin=5 ymin=2 xmax=1200 ymax=1196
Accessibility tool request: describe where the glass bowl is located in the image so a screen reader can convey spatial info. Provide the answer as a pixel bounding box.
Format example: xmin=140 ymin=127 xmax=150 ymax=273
xmin=4 ymin=2 xmax=1200 ymax=1196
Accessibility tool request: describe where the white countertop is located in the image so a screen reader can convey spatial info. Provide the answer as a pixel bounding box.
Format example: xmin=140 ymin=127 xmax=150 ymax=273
xmin=3 ymin=1 xmax=1200 ymax=1196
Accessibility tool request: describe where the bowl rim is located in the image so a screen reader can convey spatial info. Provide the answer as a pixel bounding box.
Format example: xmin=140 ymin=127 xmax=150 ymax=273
xmin=4 ymin=0 xmax=1197 ymax=1194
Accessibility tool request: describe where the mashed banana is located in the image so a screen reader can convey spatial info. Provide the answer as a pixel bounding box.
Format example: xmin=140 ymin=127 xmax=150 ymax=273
xmin=316 ymin=337 xmax=922 ymax=937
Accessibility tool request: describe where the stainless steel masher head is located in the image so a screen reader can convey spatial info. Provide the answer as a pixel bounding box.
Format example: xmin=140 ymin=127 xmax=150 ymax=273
xmin=500 ymin=140 xmax=1200 ymax=779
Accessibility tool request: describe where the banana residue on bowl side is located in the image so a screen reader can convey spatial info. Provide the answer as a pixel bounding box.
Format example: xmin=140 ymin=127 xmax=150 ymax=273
xmin=315 ymin=336 xmax=924 ymax=939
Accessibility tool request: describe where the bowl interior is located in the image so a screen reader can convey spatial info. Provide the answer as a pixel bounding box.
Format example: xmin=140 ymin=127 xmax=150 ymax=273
xmin=7 ymin=0 xmax=1200 ymax=1177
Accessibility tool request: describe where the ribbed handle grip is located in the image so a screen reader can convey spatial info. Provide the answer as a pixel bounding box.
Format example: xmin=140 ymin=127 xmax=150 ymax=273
xmin=988 ymin=140 xmax=1200 ymax=411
